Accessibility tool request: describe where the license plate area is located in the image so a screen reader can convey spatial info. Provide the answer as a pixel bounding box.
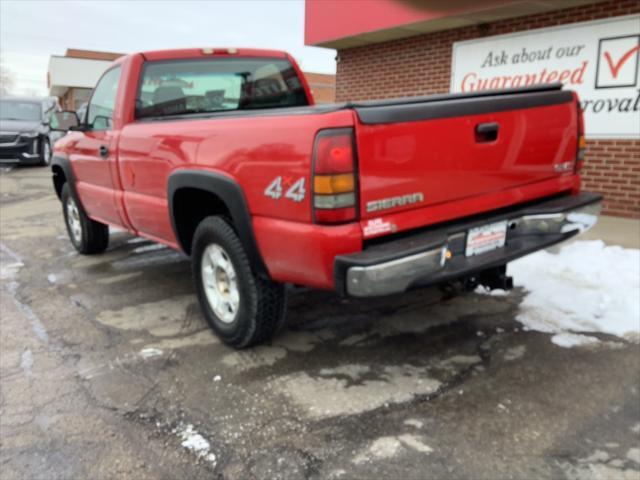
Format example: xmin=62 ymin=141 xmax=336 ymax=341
xmin=465 ymin=220 xmax=508 ymax=257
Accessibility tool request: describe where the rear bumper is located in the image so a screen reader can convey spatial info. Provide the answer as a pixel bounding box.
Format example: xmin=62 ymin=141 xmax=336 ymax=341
xmin=335 ymin=192 xmax=602 ymax=297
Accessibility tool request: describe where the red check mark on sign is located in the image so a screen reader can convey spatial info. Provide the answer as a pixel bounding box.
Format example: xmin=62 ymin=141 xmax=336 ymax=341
xmin=603 ymin=44 xmax=640 ymax=78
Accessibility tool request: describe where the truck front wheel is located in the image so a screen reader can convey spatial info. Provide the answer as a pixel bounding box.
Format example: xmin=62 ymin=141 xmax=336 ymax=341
xmin=191 ymin=216 xmax=287 ymax=348
xmin=61 ymin=183 xmax=109 ymax=254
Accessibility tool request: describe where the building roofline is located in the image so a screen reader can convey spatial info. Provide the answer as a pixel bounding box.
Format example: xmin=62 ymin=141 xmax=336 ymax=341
xmin=306 ymin=0 xmax=610 ymax=49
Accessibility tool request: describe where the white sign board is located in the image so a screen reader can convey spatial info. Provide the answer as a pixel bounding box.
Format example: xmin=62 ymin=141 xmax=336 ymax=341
xmin=451 ymin=15 xmax=640 ymax=139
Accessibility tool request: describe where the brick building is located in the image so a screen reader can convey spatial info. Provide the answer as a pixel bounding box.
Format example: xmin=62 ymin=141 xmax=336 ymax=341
xmin=305 ymin=0 xmax=640 ymax=218
xmin=304 ymin=71 xmax=336 ymax=103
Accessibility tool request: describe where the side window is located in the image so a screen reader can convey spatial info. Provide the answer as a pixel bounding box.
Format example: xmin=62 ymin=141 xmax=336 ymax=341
xmin=87 ymin=66 xmax=121 ymax=130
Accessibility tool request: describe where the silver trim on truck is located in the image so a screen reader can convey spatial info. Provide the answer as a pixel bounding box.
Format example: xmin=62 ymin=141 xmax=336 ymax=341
xmin=347 ymin=247 xmax=448 ymax=297
xmin=345 ymin=199 xmax=601 ymax=297
xmin=511 ymin=204 xmax=600 ymax=235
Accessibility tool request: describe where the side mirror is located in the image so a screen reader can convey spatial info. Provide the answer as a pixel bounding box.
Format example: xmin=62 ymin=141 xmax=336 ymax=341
xmin=51 ymin=111 xmax=79 ymax=132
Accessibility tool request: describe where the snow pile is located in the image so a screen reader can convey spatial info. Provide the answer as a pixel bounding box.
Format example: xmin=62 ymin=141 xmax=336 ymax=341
xmin=0 ymin=260 xmax=23 ymax=280
xmin=0 ymin=244 xmax=23 ymax=280
xmin=352 ymin=434 xmax=433 ymax=464
xmin=509 ymin=240 xmax=640 ymax=345
xmin=550 ymin=332 xmax=602 ymax=348
xmin=173 ymin=423 xmax=217 ymax=466
xmin=139 ymin=347 xmax=163 ymax=359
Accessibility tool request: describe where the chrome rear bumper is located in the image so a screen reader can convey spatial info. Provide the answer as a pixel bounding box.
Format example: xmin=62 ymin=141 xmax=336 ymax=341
xmin=346 ymin=247 xmax=448 ymax=297
xmin=336 ymin=193 xmax=602 ymax=297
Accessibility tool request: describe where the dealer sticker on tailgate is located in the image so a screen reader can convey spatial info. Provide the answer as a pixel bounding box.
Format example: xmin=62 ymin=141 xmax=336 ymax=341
xmin=465 ymin=220 xmax=508 ymax=257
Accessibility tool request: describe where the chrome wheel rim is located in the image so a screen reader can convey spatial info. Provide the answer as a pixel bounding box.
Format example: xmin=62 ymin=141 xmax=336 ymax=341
xmin=66 ymin=197 xmax=82 ymax=244
xmin=201 ymin=244 xmax=239 ymax=324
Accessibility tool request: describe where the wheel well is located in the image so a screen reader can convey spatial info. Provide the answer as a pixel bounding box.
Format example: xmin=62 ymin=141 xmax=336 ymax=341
xmin=52 ymin=165 xmax=66 ymax=199
xmin=172 ymin=188 xmax=231 ymax=255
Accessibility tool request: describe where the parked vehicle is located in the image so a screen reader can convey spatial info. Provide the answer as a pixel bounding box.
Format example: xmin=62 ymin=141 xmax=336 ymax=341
xmin=50 ymin=48 xmax=601 ymax=348
xmin=0 ymin=96 xmax=62 ymax=165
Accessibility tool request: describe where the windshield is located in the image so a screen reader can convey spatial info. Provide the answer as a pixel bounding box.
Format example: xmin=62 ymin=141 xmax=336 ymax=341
xmin=0 ymin=100 xmax=42 ymax=121
xmin=136 ymin=57 xmax=308 ymax=119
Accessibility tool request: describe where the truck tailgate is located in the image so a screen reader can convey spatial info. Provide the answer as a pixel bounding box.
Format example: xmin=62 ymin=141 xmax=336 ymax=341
xmin=353 ymin=85 xmax=579 ymax=222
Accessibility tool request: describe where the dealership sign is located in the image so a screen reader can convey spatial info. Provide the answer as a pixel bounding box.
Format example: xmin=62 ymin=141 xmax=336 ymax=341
xmin=451 ymin=15 xmax=640 ymax=139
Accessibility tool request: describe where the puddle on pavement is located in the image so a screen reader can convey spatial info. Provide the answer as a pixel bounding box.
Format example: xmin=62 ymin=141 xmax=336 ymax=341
xmin=222 ymin=345 xmax=288 ymax=371
xmin=143 ymin=330 xmax=218 ymax=351
xmin=272 ymin=364 xmax=443 ymax=419
xmin=96 ymin=295 xmax=199 ymax=337
xmin=96 ymin=272 xmax=144 ymax=285
xmin=269 ymin=351 xmax=485 ymax=420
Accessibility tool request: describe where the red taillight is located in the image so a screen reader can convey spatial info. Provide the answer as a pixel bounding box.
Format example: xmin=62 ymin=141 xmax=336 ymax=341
xmin=312 ymin=129 xmax=358 ymax=224
xmin=314 ymin=132 xmax=354 ymax=174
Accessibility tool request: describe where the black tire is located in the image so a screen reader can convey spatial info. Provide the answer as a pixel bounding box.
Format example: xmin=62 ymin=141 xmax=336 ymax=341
xmin=39 ymin=137 xmax=51 ymax=166
xmin=192 ymin=216 xmax=287 ymax=348
xmin=61 ymin=183 xmax=109 ymax=254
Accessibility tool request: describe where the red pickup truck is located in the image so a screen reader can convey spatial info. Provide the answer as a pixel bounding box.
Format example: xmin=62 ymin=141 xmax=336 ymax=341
xmin=51 ymin=48 xmax=601 ymax=348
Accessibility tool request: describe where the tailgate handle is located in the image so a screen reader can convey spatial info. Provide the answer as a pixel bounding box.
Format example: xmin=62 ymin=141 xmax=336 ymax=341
xmin=475 ymin=122 xmax=499 ymax=143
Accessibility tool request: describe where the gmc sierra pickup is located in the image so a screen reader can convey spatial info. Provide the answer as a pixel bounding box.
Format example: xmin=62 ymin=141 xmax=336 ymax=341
xmin=50 ymin=48 xmax=602 ymax=348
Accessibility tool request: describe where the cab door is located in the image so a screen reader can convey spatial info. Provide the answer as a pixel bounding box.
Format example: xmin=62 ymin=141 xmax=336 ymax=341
xmin=71 ymin=66 xmax=124 ymax=227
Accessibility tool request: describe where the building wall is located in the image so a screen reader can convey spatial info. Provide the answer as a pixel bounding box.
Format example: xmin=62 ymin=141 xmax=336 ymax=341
xmin=304 ymin=72 xmax=336 ymax=103
xmin=335 ymin=0 xmax=640 ymax=218
xmin=59 ymin=89 xmax=73 ymax=111
xmin=59 ymin=87 xmax=92 ymax=111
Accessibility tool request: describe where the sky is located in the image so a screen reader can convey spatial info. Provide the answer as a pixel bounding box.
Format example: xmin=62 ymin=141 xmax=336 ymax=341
xmin=0 ymin=0 xmax=336 ymax=96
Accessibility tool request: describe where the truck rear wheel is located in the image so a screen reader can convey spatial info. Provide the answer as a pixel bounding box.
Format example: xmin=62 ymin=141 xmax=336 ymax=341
xmin=61 ymin=183 xmax=109 ymax=254
xmin=191 ymin=216 xmax=286 ymax=348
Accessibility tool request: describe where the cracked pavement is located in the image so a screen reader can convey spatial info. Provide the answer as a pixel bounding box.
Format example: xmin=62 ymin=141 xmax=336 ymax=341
xmin=1 ymin=167 xmax=639 ymax=479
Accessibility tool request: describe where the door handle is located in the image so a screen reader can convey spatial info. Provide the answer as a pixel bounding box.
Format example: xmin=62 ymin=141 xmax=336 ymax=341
xmin=99 ymin=145 xmax=109 ymax=158
xmin=475 ymin=122 xmax=499 ymax=142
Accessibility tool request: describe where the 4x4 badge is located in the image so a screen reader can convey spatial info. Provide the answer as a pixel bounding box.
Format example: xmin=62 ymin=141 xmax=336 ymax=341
xmin=264 ymin=176 xmax=306 ymax=202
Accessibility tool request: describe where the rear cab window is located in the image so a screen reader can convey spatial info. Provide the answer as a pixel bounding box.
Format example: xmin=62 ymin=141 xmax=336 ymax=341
xmin=135 ymin=57 xmax=309 ymax=119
